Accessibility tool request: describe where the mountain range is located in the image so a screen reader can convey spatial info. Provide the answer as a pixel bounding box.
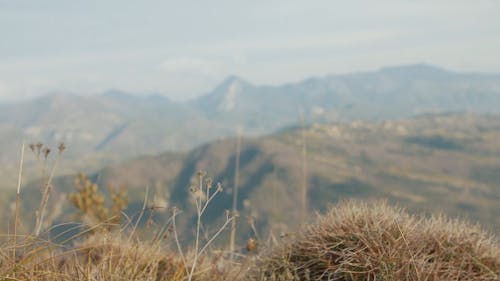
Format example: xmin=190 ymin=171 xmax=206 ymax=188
xmin=1 ymin=64 xmax=500 ymax=190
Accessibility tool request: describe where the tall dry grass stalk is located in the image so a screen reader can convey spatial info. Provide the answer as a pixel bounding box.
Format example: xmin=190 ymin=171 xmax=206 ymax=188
xmin=173 ymin=172 xmax=236 ymax=281
xmin=12 ymin=142 xmax=25 ymax=276
xmin=229 ymin=129 xmax=242 ymax=261
xmin=34 ymin=144 xmax=64 ymax=236
xmin=299 ymin=111 xmax=308 ymax=222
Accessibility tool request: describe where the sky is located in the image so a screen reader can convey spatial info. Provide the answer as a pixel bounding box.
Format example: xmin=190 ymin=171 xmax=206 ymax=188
xmin=0 ymin=0 xmax=499 ymax=102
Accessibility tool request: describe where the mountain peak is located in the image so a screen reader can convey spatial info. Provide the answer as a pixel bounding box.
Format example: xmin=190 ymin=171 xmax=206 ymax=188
xmin=190 ymin=75 xmax=253 ymax=114
xmin=99 ymin=90 xmax=171 ymax=105
xmin=217 ymin=79 xmax=243 ymax=112
xmin=218 ymin=75 xmax=252 ymax=90
xmin=223 ymin=75 xmax=245 ymax=83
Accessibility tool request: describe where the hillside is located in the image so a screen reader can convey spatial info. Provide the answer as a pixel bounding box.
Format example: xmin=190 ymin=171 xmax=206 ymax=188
xmin=99 ymin=113 xmax=500 ymax=237
xmin=0 ymin=91 xmax=222 ymax=189
xmin=16 ymin=113 xmax=500 ymax=242
xmin=2 ymin=64 xmax=500 ymax=190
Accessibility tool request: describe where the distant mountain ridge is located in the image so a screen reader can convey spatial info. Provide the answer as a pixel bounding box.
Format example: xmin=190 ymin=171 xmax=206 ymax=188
xmin=0 ymin=64 xmax=499 ymax=189
xmin=191 ymin=64 xmax=500 ymax=126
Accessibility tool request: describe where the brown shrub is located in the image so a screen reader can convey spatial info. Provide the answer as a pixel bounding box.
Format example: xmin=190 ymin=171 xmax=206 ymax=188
xmin=247 ymin=201 xmax=500 ymax=281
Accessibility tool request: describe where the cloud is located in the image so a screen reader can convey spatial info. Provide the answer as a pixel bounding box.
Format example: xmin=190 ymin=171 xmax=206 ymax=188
xmin=160 ymin=57 xmax=226 ymax=76
xmin=187 ymin=30 xmax=404 ymax=56
xmin=0 ymin=49 xmax=152 ymax=72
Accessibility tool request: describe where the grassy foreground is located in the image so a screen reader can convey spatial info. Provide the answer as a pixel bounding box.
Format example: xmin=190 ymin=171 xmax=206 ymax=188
xmin=1 ymin=200 xmax=499 ymax=280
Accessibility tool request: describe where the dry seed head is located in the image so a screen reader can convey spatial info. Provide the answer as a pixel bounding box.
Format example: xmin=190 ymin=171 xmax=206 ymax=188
xmin=43 ymin=148 xmax=51 ymax=159
xmin=36 ymin=142 xmax=44 ymax=158
xmin=30 ymin=142 xmax=44 ymax=159
xmin=58 ymin=142 xmax=66 ymax=153
xmin=205 ymin=178 xmax=213 ymax=189
xmin=170 ymin=206 xmax=179 ymax=215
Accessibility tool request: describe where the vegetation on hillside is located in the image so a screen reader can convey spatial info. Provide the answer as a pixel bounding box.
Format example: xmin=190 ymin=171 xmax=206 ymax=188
xmin=16 ymin=113 xmax=499 ymax=239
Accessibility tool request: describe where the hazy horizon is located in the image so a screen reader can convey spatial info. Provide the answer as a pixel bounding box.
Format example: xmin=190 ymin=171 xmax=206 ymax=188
xmin=1 ymin=63 xmax=500 ymax=105
xmin=1 ymin=1 xmax=499 ymax=102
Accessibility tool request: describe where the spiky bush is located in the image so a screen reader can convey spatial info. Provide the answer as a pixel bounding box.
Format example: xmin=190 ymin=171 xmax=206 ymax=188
xmin=247 ymin=201 xmax=500 ymax=281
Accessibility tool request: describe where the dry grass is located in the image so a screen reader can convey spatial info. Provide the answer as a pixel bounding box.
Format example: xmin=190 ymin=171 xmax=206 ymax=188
xmin=0 ymin=230 xmax=248 ymax=281
xmin=2 ymin=200 xmax=500 ymax=280
xmin=2 ymin=145 xmax=499 ymax=281
xmin=0 ymin=157 xmax=242 ymax=280
xmin=0 ymin=232 xmax=183 ymax=280
xmin=247 ymin=201 xmax=500 ymax=281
